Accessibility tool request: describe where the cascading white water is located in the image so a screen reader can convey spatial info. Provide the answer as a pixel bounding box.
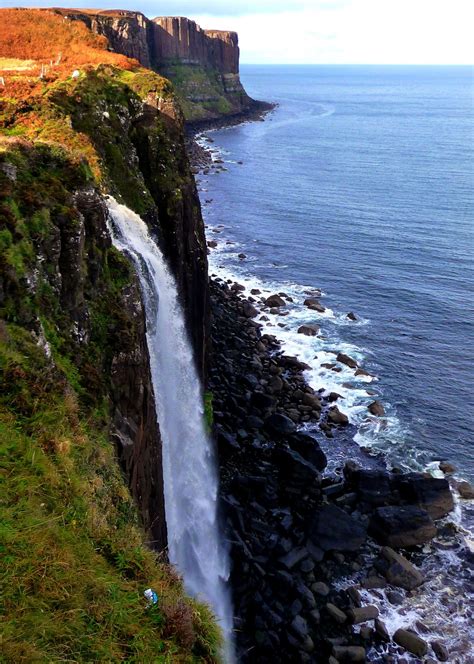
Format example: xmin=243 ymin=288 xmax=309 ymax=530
xmin=107 ymin=197 xmax=233 ymax=656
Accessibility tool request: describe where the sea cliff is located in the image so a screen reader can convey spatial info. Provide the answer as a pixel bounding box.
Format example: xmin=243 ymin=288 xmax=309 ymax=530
xmin=50 ymin=8 xmax=255 ymax=121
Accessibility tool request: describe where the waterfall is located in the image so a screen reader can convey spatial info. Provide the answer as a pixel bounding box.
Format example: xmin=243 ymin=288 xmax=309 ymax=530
xmin=107 ymin=198 xmax=233 ymax=656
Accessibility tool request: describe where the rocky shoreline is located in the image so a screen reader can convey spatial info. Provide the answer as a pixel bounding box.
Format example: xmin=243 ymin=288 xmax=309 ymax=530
xmin=207 ymin=277 xmax=464 ymax=663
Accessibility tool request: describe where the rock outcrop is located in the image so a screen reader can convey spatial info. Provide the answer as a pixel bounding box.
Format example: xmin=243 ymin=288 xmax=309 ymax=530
xmin=52 ymin=9 xmax=255 ymax=121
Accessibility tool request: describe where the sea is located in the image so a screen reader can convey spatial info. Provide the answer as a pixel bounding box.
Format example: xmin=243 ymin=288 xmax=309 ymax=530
xmin=196 ymin=65 xmax=474 ymax=661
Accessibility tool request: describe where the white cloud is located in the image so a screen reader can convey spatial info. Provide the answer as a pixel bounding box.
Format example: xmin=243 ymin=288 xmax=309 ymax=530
xmin=191 ymin=0 xmax=474 ymax=64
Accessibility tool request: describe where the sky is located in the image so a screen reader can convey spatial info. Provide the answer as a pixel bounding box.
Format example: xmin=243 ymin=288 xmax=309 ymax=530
xmin=5 ymin=0 xmax=474 ymax=64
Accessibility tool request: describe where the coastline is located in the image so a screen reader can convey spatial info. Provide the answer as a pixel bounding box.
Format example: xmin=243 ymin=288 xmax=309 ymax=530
xmin=190 ymin=109 xmax=474 ymax=662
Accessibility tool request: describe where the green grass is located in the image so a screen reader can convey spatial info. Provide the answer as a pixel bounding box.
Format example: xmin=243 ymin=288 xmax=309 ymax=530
xmin=0 ymin=324 xmax=222 ymax=663
xmin=0 ymin=141 xmax=223 ymax=662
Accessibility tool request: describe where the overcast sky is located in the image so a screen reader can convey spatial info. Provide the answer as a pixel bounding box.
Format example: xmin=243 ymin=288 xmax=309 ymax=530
xmin=7 ymin=0 xmax=474 ymax=64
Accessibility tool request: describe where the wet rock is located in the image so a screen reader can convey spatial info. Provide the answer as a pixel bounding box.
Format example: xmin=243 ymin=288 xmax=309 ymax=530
xmin=439 ymin=461 xmax=456 ymax=474
xmin=350 ymin=468 xmax=391 ymax=507
xmin=264 ymin=412 xmax=296 ymax=436
xmin=396 ymin=473 xmax=454 ymax=519
xmin=291 ymin=615 xmax=309 ymax=640
xmin=309 ymin=504 xmax=367 ymax=552
xmin=431 ymin=640 xmax=449 ymax=661
xmin=381 ymin=547 xmax=424 ymax=590
xmin=326 ymin=603 xmax=347 ymax=624
xmin=250 ymin=391 xmax=276 ymax=410
xmin=457 ymin=480 xmax=474 ymax=499
xmin=238 ymin=253 xmax=246 ymax=259
xmin=298 ymin=324 xmax=320 ymax=336
xmin=368 ymin=400 xmax=385 ymax=416
xmin=347 ymin=605 xmax=379 ymax=624
xmin=369 ymin=506 xmax=436 ymax=547
xmin=287 ymin=432 xmax=327 ymax=471
xmin=250 ymin=288 xmax=261 ymax=295
xmin=265 ymin=294 xmax=286 ymax=307
xmin=337 ymin=352 xmax=358 ymax=369
xmin=302 ymin=392 xmax=322 ymax=409
xmin=327 ymin=406 xmax=349 ymax=426
xmin=332 ymin=646 xmax=366 ymax=662
xmin=386 ymin=590 xmax=404 ymax=605
xmin=393 ymin=629 xmax=428 ymax=657
xmin=304 ymin=297 xmax=326 ymax=312
xmin=207 ymin=240 xmax=218 ymax=248
xmin=279 ymin=547 xmax=309 ymax=570
xmin=312 ymin=581 xmax=330 ymax=596
xmin=361 ymin=576 xmax=387 ymax=589
xmin=374 ymin=619 xmax=390 ymax=641
xmin=242 ymin=301 xmax=258 ymax=318
xmin=347 ymin=312 xmax=357 ymax=321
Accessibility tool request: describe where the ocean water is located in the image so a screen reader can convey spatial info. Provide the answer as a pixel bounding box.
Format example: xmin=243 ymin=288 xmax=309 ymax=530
xmin=197 ymin=65 xmax=474 ymax=661
xmin=199 ymin=65 xmax=474 ymax=480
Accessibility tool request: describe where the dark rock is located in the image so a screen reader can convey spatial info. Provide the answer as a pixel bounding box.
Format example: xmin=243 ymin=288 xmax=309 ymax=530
xmin=386 ymin=590 xmax=404 ymax=605
xmin=374 ymin=619 xmax=390 ymax=641
xmin=250 ymin=391 xmax=276 ymax=410
xmin=298 ymin=324 xmax=320 ymax=336
xmin=457 ymin=480 xmax=474 ymax=499
xmin=311 ymin=581 xmax=330 ymax=596
xmin=439 ymin=461 xmax=456 ymax=474
xmin=265 ymin=294 xmax=286 ymax=307
xmin=347 ymin=312 xmax=357 ymax=321
xmin=304 ymin=297 xmax=326 ymax=312
xmin=267 ymin=375 xmax=284 ymax=394
xmin=238 ymin=253 xmax=246 ymax=259
xmin=309 ymin=504 xmax=367 ymax=552
xmin=361 ymin=576 xmax=387 ymax=589
xmin=393 ymin=629 xmax=428 ymax=657
xmin=327 ymin=406 xmax=349 ymax=426
xmin=368 ymin=400 xmax=385 ymax=416
xmin=242 ymin=301 xmax=258 ymax=318
xmin=332 ymin=646 xmax=366 ymax=662
xmin=431 ymin=640 xmax=449 ymax=661
xmin=302 ymin=392 xmax=322 ymax=409
xmin=279 ymin=547 xmax=308 ymax=570
xmin=287 ymin=432 xmax=327 ymax=471
xmin=207 ymin=240 xmax=218 ymax=248
xmin=291 ymin=615 xmax=308 ymax=640
xmin=396 ymin=473 xmax=454 ymax=519
xmin=369 ymin=506 xmax=436 ymax=547
xmin=337 ymin=352 xmax=358 ymax=369
xmin=244 ymin=415 xmax=264 ymax=430
xmin=347 ymin=606 xmax=379 ymax=624
xmin=381 ymin=547 xmax=424 ymax=590
xmin=264 ymin=412 xmax=296 ymax=436
xmin=326 ymin=603 xmax=347 ymax=624
xmin=351 ymin=469 xmax=391 ymax=507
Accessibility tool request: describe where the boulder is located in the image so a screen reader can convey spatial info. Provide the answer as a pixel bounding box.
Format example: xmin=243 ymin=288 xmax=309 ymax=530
xmin=374 ymin=619 xmax=390 ymax=641
xmin=242 ymin=301 xmax=258 ymax=318
xmin=393 ymin=629 xmax=428 ymax=657
xmin=368 ymin=400 xmax=385 ymax=416
xmin=439 ymin=461 xmax=456 ymax=474
xmin=277 ymin=447 xmax=322 ymax=488
xmin=265 ymin=294 xmax=286 ymax=308
xmin=291 ymin=615 xmax=308 ymax=641
xmin=304 ymin=297 xmax=326 ymax=312
xmin=326 ymin=603 xmax=347 ymax=624
xmin=287 ymin=432 xmax=327 ymax=471
xmin=207 ymin=240 xmax=217 ymax=248
xmin=302 ymin=392 xmax=322 ymax=409
xmin=327 ymin=406 xmax=349 ymax=426
xmin=347 ymin=605 xmax=379 ymax=624
xmin=368 ymin=505 xmax=436 ymax=547
xmin=458 ymin=480 xmax=474 ymax=499
xmin=381 ymin=547 xmax=424 ymax=590
xmin=311 ymin=581 xmax=330 ymax=597
xmin=396 ymin=473 xmax=454 ymax=519
xmin=347 ymin=312 xmax=357 ymax=321
xmin=431 ymin=640 xmax=449 ymax=661
xmin=350 ymin=469 xmax=391 ymax=507
xmin=337 ymin=352 xmax=358 ymax=369
xmin=298 ymin=324 xmax=320 ymax=336
xmin=332 ymin=646 xmax=366 ymax=662
xmin=264 ymin=412 xmax=296 ymax=436
xmin=250 ymin=391 xmax=276 ymax=410
xmin=309 ymin=504 xmax=367 ymax=552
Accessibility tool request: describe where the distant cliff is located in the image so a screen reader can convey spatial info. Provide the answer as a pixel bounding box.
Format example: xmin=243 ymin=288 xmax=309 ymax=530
xmin=52 ymin=9 xmax=255 ymax=121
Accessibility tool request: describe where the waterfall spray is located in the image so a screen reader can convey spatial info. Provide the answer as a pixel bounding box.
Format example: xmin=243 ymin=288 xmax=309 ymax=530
xmin=107 ymin=197 xmax=233 ymax=658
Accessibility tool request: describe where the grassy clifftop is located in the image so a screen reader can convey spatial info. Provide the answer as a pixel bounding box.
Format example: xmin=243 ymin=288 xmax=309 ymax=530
xmin=0 ymin=9 xmax=219 ymax=662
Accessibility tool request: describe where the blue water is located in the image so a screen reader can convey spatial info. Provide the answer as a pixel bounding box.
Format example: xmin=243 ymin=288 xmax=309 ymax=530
xmin=200 ymin=65 xmax=474 ymax=479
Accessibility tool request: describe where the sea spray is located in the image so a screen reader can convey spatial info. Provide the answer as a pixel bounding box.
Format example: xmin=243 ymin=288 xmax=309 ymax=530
xmin=106 ymin=197 xmax=234 ymax=657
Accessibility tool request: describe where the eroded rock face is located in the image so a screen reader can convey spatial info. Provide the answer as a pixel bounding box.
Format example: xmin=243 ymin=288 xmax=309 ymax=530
xmin=52 ymin=9 xmax=254 ymax=120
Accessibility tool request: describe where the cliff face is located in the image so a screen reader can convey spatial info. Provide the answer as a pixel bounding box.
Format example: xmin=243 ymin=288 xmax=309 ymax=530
xmin=52 ymin=8 xmax=254 ymax=121
xmin=1 ymin=9 xmax=220 ymax=658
